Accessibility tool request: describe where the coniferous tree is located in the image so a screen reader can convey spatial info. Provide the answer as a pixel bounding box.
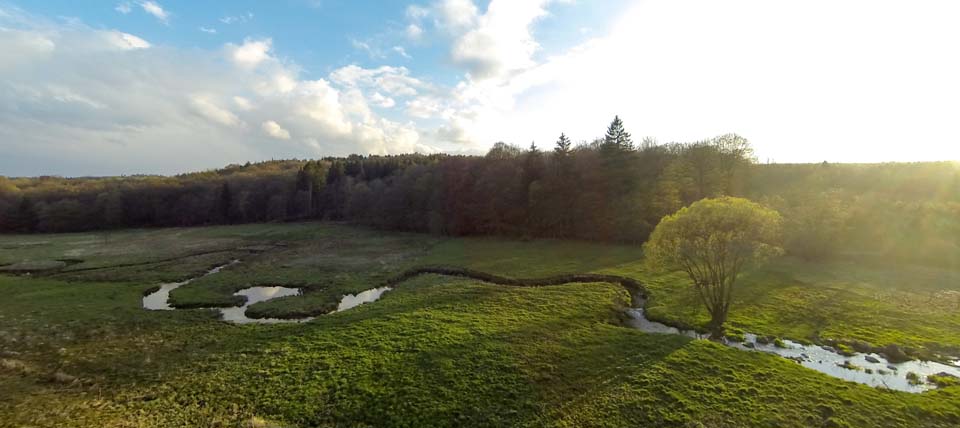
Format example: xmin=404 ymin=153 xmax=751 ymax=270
xmin=549 ymin=133 xmax=576 ymax=236
xmin=603 ymin=115 xmax=634 ymax=152
xmin=554 ymin=133 xmax=572 ymax=157
xmin=553 ymin=133 xmax=573 ymax=178
xmin=522 ymin=142 xmax=545 ymax=189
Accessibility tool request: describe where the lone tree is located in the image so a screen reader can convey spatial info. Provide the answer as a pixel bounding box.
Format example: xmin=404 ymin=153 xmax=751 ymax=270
xmin=644 ymin=197 xmax=782 ymax=339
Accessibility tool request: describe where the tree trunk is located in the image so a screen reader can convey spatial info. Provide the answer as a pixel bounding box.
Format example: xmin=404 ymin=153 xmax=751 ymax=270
xmin=708 ymin=310 xmax=727 ymax=340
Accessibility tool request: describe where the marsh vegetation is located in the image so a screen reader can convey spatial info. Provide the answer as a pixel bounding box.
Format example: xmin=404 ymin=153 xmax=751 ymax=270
xmin=1 ymin=222 xmax=959 ymax=427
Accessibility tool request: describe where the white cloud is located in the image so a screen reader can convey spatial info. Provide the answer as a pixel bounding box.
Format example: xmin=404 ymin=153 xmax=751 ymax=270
xmin=262 ymin=120 xmax=291 ymax=140
xmin=220 ymin=12 xmax=253 ymax=24
xmin=406 ymin=5 xmax=430 ymax=20
xmin=227 ymin=38 xmax=272 ymax=69
xmin=404 ymin=4 xmax=429 ymax=40
xmin=291 ymin=79 xmax=353 ymax=136
xmin=370 ymin=92 xmax=396 ymax=108
xmin=4 ymin=0 xmax=959 ymax=176
xmin=190 ymin=95 xmax=243 ymax=127
xmin=256 ymin=70 xmax=298 ymax=95
xmin=405 ymin=96 xmax=442 ymax=119
xmin=432 ymin=0 xmax=960 ymax=162
xmin=115 ymin=2 xmax=132 ymax=14
xmin=199 ymin=26 xmax=217 ymax=34
xmin=330 ymin=65 xmax=427 ymax=97
xmin=405 ymin=23 xmax=424 ymax=40
xmin=436 ymin=0 xmax=478 ymax=32
xmin=0 ymin=12 xmax=441 ymax=176
xmin=0 ymin=28 xmax=56 ymax=69
xmin=393 ymin=45 xmax=411 ymax=59
xmin=9 ymin=84 xmax=107 ymax=110
xmin=104 ymin=31 xmax=151 ymax=50
xmin=139 ymin=1 xmax=169 ymax=24
xmin=449 ymin=0 xmax=550 ymax=80
xmin=350 ymin=38 xmax=387 ymax=59
xmin=233 ymin=96 xmax=253 ymax=111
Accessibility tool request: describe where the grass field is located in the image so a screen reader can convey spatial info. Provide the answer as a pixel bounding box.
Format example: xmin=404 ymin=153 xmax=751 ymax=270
xmin=1 ymin=222 xmax=959 ymax=427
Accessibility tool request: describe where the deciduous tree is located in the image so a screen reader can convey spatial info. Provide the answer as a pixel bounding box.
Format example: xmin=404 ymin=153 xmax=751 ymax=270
xmin=644 ymin=197 xmax=783 ymax=339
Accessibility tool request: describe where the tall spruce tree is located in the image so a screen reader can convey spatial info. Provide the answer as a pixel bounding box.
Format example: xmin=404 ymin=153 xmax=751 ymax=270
xmin=550 ymin=133 xmax=576 ymax=236
xmin=523 ymin=142 xmax=544 ymax=185
xmin=554 ymin=133 xmax=572 ymax=157
xmin=603 ymin=115 xmax=634 ymax=152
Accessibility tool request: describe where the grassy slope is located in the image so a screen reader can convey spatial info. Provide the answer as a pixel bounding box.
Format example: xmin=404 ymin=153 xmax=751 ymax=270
xmin=422 ymin=236 xmax=960 ymax=356
xmin=1 ymin=223 xmax=959 ymax=427
xmin=631 ymin=258 xmax=960 ymax=356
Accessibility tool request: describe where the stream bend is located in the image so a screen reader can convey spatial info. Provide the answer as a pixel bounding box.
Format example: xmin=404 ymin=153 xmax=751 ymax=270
xmin=143 ymin=263 xmax=959 ymax=393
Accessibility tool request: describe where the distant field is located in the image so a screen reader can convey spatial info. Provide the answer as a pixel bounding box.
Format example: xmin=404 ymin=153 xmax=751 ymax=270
xmin=1 ymin=222 xmax=959 ymax=427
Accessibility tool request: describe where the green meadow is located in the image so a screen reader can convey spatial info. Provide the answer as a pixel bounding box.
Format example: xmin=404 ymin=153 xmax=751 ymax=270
xmin=1 ymin=222 xmax=959 ymax=427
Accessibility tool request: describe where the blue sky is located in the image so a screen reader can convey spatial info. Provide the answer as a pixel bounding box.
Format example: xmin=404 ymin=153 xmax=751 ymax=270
xmin=19 ymin=1 xmax=627 ymax=84
xmin=1 ymin=0 xmax=958 ymax=176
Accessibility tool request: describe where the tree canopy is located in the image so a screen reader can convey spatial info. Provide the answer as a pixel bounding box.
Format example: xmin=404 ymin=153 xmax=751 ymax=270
xmin=1 ymin=117 xmax=957 ymax=270
xmin=644 ymin=196 xmax=783 ymax=338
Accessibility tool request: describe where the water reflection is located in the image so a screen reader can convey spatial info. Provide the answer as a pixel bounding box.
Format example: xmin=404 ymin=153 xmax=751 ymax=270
xmin=143 ymin=260 xmax=393 ymax=324
xmin=142 ymin=261 xmax=239 ymax=311
xmin=336 ymin=287 xmax=392 ymax=312
xmin=142 ymin=280 xmax=189 ymax=310
xmin=220 ymin=286 xmax=311 ymax=324
xmin=625 ymin=297 xmax=960 ymax=393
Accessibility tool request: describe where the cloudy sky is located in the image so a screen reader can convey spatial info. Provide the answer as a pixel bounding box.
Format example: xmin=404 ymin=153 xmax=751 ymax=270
xmin=1 ymin=0 xmax=958 ymax=176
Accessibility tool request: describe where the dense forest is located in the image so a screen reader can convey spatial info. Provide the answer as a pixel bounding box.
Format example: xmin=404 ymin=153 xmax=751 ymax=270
xmin=2 ymin=117 xmax=958 ymax=267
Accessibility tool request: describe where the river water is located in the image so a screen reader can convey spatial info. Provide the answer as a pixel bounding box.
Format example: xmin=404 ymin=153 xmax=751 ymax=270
xmin=625 ymin=298 xmax=960 ymax=393
xmin=142 ymin=262 xmax=389 ymax=324
xmin=142 ymin=261 xmax=239 ymax=311
xmin=143 ymin=266 xmax=960 ymax=392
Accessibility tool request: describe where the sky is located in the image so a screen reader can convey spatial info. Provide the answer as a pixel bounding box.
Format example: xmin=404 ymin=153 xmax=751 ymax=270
xmin=1 ymin=0 xmax=958 ymax=177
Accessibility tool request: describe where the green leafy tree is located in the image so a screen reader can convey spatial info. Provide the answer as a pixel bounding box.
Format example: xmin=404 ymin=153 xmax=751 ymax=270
xmin=644 ymin=197 xmax=783 ymax=339
xmin=0 ymin=177 xmax=19 ymax=195
xmin=682 ymin=142 xmax=723 ymax=200
xmin=710 ymin=133 xmax=755 ymax=194
xmin=486 ymin=142 xmax=522 ymax=160
xmin=652 ymin=159 xmax=696 ymax=218
xmin=779 ymin=190 xmax=850 ymax=260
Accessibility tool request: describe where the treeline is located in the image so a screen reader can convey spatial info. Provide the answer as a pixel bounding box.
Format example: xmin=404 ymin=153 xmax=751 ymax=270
xmin=749 ymin=162 xmax=960 ymax=267
xmin=1 ymin=117 xmax=958 ymax=266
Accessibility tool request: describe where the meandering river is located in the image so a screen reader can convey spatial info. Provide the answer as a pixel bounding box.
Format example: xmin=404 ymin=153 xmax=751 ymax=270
xmin=143 ymin=263 xmax=959 ymax=393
